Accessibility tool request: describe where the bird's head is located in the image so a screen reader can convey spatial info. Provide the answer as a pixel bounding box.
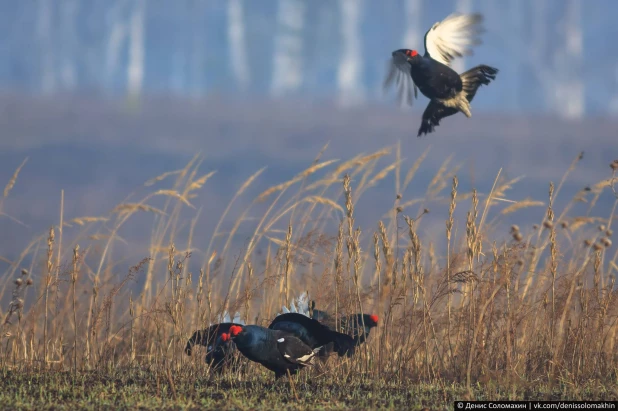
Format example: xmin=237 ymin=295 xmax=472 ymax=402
xmin=393 ymin=49 xmax=419 ymax=62
xmin=229 ymin=325 xmax=243 ymax=338
xmin=357 ymin=314 xmax=378 ymax=328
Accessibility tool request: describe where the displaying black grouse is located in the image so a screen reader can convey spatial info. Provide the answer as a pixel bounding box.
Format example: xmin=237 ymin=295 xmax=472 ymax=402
xmin=184 ymin=312 xmax=244 ymax=373
xmin=226 ymin=325 xmax=321 ymax=379
xmin=282 ymin=293 xmax=378 ymax=347
xmin=268 ymin=312 xmax=357 ymax=357
xmin=278 ymin=293 xmax=378 ymax=352
xmin=383 ymin=13 xmax=499 ymax=136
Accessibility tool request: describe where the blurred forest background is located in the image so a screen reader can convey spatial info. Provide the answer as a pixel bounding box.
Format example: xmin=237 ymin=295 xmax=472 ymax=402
xmin=0 ymin=0 xmax=616 ymax=269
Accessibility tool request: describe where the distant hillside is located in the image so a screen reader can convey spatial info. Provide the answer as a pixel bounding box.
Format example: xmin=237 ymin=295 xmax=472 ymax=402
xmin=0 ymin=94 xmax=615 ymax=266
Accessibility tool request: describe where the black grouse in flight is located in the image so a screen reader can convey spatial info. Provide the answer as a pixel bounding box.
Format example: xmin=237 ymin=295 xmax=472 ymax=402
xmin=384 ymin=13 xmax=499 ymax=136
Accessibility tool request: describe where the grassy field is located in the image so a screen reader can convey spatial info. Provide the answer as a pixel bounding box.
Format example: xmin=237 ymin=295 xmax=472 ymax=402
xmin=0 ymin=368 xmax=616 ymax=410
xmin=0 ymin=148 xmax=617 ymax=410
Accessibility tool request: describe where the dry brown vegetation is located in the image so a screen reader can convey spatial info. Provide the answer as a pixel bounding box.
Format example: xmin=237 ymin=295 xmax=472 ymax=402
xmin=0 ymin=146 xmax=617 ymax=408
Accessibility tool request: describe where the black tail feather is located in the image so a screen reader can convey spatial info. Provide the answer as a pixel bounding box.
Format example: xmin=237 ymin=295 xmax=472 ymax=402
xmin=460 ymin=65 xmax=499 ymax=103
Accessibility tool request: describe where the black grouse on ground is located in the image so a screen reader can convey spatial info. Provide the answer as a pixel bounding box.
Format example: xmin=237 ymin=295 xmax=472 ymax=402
xmin=226 ymin=325 xmax=321 ymax=379
xmin=268 ymin=312 xmax=357 ymax=357
xmin=184 ymin=311 xmax=244 ymax=373
xmin=333 ymin=313 xmax=379 ymax=347
xmin=282 ymin=293 xmax=379 ymax=350
xmin=383 ymin=13 xmax=499 ymax=136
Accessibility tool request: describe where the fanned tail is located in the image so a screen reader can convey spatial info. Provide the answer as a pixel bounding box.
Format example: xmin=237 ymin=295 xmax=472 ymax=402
xmin=460 ymin=65 xmax=498 ymax=102
xmin=277 ymin=292 xmax=311 ymax=318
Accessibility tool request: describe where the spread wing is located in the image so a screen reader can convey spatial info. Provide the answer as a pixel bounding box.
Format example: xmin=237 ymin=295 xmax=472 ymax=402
xmin=276 ymin=336 xmax=320 ymax=366
xmin=383 ymin=54 xmax=418 ymax=107
xmin=423 ymin=13 xmax=484 ymax=66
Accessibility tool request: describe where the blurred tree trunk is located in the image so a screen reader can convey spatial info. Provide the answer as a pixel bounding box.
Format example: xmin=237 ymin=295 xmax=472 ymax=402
xmin=337 ymin=0 xmax=364 ymax=106
xmin=452 ymin=0 xmax=472 ymax=73
xmin=127 ymin=0 xmax=146 ymax=98
xmin=37 ymin=0 xmax=56 ymax=93
xmin=271 ymin=0 xmax=306 ymax=96
xmin=228 ymin=0 xmax=250 ymax=89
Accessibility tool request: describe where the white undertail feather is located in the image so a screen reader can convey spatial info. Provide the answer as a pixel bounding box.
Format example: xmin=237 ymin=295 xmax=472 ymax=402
xmin=439 ymin=92 xmax=472 ymax=117
xmin=212 ymin=311 xmax=244 ymax=326
xmin=222 ymin=312 xmax=231 ymax=323
xmin=297 ymin=352 xmax=315 ymax=363
xmin=296 ymin=292 xmax=310 ymax=315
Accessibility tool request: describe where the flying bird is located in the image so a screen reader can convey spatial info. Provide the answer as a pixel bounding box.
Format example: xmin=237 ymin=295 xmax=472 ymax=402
xmin=383 ymin=13 xmax=499 ymax=136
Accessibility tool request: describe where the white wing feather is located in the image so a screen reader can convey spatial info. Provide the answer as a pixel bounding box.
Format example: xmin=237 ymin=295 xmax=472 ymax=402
xmin=423 ymin=13 xmax=484 ymax=67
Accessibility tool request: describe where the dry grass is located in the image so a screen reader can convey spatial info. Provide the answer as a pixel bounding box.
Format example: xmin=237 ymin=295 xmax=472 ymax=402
xmin=0 ymin=148 xmax=617 ymax=408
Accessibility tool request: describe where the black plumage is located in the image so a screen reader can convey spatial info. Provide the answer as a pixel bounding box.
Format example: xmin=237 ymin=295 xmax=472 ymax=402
xmin=268 ymin=312 xmax=356 ymax=357
xmin=384 ymin=13 xmax=499 ymax=136
xmin=338 ymin=314 xmax=379 ymax=346
xmin=228 ymin=325 xmax=320 ymax=379
xmin=417 ymin=65 xmax=498 ymax=136
xmin=308 ymin=301 xmax=378 ymax=347
xmin=185 ymin=322 xmax=242 ymax=373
